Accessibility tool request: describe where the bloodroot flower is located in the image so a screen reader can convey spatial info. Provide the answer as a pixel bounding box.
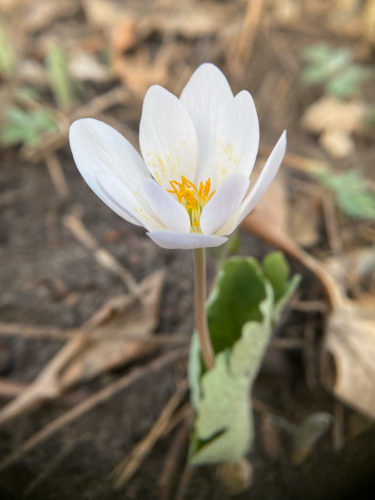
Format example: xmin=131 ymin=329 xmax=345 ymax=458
xmin=69 ymin=63 xmax=286 ymax=249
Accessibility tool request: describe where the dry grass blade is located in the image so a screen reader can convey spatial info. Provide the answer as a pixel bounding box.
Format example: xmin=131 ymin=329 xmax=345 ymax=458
xmin=174 ymin=465 xmax=193 ymax=500
xmin=228 ymin=0 xmax=264 ymax=83
xmin=0 ymin=334 xmax=89 ymax=427
xmin=0 ymin=270 xmax=164 ymax=425
xmin=159 ymin=417 xmax=191 ymax=500
xmin=0 ymin=321 xmax=189 ymax=345
xmin=59 ymin=270 xmax=165 ymax=389
xmin=0 ymin=379 xmax=27 ymax=398
xmin=0 ymin=347 xmax=188 ymax=471
xmin=112 ymin=379 xmax=188 ymax=489
xmin=237 ymin=0 xmax=264 ymax=63
xmin=24 ymin=441 xmax=75 ymax=497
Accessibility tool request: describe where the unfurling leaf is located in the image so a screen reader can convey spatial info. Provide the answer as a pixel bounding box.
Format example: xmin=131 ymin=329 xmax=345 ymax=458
xmin=188 ymin=253 xmax=299 ymax=465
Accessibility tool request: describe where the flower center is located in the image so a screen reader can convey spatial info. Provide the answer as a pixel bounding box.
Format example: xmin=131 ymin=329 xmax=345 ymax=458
xmin=167 ymin=176 xmax=215 ymax=232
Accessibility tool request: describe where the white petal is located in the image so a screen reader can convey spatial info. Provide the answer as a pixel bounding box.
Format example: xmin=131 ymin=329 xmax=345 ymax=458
xmin=217 ymin=131 xmax=286 ymax=235
xmin=97 ymin=173 xmax=164 ymax=232
xmin=238 ymin=131 xmax=286 ymax=220
xmin=214 ymin=90 xmax=259 ymax=187
xmin=180 ymin=63 xmax=233 ymax=185
xmin=95 ymin=173 xmax=141 ymax=226
xmin=147 ymin=231 xmax=227 ymax=249
xmin=139 ymin=85 xmax=198 ymax=189
xmin=69 ymin=118 xmax=149 ymax=192
xmin=200 ymin=173 xmax=250 ymax=235
xmin=142 ymin=179 xmax=190 ymax=233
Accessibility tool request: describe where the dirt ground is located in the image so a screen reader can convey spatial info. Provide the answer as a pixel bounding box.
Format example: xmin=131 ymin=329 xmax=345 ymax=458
xmin=0 ymin=1 xmax=375 ymax=499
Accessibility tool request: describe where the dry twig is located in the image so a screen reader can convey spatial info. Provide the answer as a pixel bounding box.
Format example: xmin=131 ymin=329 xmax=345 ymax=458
xmin=159 ymin=418 xmax=191 ymax=500
xmin=228 ymin=0 xmax=264 ymax=83
xmin=0 ymin=334 xmax=89 ymax=427
xmin=0 ymin=347 xmax=188 ymax=471
xmin=0 ymin=321 xmax=189 ymax=345
xmin=237 ymin=0 xmax=264 ymax=63
xmin=174 ymin=465 xmax=193 ymax=500
xmin=0 ymin=270 xmax=164 ymax=425
xmin=24 ymin=441 xmax=75 ymax=496
xmin=322 ymin=195 xmax=343 ymax=254
xmin=0 ymin=379 xmax=27 ymax=398
xmin=112 ymin=379 xmax=188 ymax=489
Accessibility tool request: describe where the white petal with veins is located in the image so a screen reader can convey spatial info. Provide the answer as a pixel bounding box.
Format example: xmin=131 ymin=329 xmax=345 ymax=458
xmin=200 ymin=173 xmax=250 ymax=235
xmin=142 ymin=179 xmax=190 ymax=233
xmin=70 ymin=118 xmax=149 ymax=191
xmin=180 ymin=63 xmax=233 ymax=185
xmin=214 ymin=90 xmax=259 ymax=188
xmin=97 ymin=173 xmax=163 ymax=231
xmin=140 ymin=85 xmax=198 ymax=189
xmin=217 ymin=131 xmax=286 ymax=235
xmin=69 ymin=64 xmax=286 ymax=250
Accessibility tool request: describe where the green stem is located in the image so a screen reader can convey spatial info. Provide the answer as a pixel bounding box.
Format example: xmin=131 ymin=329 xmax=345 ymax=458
xmin=193 ymin=248 xmax=215 ymax=369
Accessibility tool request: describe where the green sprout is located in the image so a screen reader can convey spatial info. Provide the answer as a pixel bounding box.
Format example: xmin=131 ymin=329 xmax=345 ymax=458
xmin=301 ymin=44 xmax=371 ymax=100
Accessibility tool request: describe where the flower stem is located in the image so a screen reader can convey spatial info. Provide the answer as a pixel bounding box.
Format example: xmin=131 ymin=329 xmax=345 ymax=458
xmin=193 ymin=248 xmax=215 ymax=370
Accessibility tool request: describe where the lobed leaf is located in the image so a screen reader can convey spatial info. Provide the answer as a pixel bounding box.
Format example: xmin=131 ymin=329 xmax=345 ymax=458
xmin=189 ymin=253 xmax=299 ymax=465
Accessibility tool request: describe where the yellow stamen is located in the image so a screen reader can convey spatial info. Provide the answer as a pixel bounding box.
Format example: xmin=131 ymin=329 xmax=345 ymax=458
xmin=167 ymin=176 xmax=215 ymax=232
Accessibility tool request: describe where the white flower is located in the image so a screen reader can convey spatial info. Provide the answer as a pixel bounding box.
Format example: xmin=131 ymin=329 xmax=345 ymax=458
xmin=69 ymin=63 xmax=286 ymax=250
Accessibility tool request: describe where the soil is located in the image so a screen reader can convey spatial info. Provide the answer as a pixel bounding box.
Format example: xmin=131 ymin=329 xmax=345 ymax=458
xmin=1 ymin=2 xmax=375 ymax=499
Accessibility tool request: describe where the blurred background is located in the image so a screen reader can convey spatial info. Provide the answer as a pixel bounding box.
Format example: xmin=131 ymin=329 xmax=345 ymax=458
xmin=0 ymin=0 xmax=375 ymax=499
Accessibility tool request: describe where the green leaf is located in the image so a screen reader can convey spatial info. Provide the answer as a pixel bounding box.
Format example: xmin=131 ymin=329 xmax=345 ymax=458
xmin=206 ymin=257 xmax=266 ymax=354
xmin=327 ymin=66 xmax=370 ymax=99
xmin=314 ymin=170 xmax=375 ymax=220
xmin=262 ymin=252 xmax=289 ymax=303
xmin=262 ymin=252 xmax=301 ymax=321
xmin=46 ymin=44 xmax=73 ymax=110
xmin=300 ymin=44 xmax=370 ymax=100
xmin=189 ymin=253 xmax=299 ymax=465
xmin=190 ymin=289 xmax=272 ymax=465
xmin=1 ymin=107 xmax=58 ymax=147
